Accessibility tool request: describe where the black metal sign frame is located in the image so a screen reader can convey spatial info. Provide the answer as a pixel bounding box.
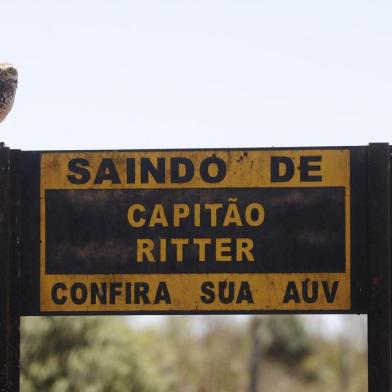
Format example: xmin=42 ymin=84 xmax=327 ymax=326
xmin=19 ymin=146 xmax=369 ymax=315
xmin=367 ymin=144 xmax=391 ymax=391
xmin=0 ymin=147 xmax=20 ymax=392
xmin=0 ymin=144 xmax=391 ymax=391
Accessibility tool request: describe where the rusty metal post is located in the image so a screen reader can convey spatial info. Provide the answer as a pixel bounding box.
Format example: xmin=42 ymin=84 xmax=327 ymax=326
xmin=367 ymin=143 xmax=392 ymax=392
xmin=0 ymin=147 xmax=20 ymax=392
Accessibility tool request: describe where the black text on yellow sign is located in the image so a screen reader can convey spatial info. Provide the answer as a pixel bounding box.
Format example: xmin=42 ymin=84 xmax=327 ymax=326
xmin=40 ymin=149 xmax=351 ymax=313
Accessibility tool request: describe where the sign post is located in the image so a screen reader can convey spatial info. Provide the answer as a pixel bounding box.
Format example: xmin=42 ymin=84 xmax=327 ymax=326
xmin=0 ymin=147 xmax=20 ymax=392
xmin=367 ymin=143 xmax=392 ymax=391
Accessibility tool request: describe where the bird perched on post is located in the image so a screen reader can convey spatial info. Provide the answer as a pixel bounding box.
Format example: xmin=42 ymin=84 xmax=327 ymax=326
xmin=0 ymin=63 xmax=18 ymax=124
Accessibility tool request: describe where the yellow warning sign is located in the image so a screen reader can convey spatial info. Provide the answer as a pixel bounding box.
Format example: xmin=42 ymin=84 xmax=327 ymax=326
xmin=40 ymin=149 xmax=351 ymax=313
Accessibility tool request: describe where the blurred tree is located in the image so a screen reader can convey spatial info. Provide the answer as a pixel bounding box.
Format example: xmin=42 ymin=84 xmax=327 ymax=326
xmin=20 ymin=315 xmax=367 ymax=392
xmin=248 ymin=315 xmax=314 ymax=392
xmin=152 ymin=316 xmax=249 ymax=392
xmin=262 ymin=316 xmax=312 ymax=368
xmin=248 ymin=317 xmax=262 ymax=392
xmin=21 ymin=316 xmax=164 ymax=392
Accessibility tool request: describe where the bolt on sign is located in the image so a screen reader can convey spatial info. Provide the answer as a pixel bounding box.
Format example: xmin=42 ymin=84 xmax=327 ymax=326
xmin=19 ymin=148 xmax=368 ymax=315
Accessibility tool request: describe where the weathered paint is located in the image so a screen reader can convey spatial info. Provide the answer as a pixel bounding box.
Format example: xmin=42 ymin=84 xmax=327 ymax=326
xmin=38 ymin=149 xmax=351 ymax=313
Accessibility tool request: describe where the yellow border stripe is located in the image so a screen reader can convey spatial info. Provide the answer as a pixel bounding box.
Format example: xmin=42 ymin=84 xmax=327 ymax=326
xmin=40 ymin=149 xmax=351 ymax=312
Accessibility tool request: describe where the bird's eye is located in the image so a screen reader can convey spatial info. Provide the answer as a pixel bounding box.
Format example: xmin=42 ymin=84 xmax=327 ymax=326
xmin=7 ymin=67 xmax=16 ymax=75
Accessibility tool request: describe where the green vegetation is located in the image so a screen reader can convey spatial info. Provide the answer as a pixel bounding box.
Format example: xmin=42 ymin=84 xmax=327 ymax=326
xmin=21 ymin=317 xmax=163 ymax=392
xmin=21 ymin=315 xmax=367 ymax=392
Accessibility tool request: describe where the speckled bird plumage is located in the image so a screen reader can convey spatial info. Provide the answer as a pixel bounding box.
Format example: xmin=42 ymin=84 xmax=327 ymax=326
xmin=0 ymin=63 xmax=18 ymax=124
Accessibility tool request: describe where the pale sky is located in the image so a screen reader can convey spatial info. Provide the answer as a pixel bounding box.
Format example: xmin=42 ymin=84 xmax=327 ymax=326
xmin=2 ymin=0 xmax=392 ymax=150
xmin=3 ymin=0 xmax=385 ymax=334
